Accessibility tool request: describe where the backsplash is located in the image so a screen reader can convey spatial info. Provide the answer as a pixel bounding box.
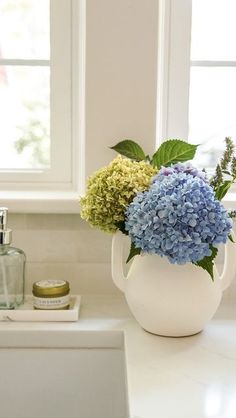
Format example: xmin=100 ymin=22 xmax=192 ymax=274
xmin=9 ymin=214 xmax=118 ymax=295
xmin=8 ymin=214 xmax=236 ymax=301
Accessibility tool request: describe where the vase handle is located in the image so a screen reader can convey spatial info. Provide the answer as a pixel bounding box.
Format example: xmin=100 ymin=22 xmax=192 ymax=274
xmin=220 ymin=230 xmax=236 ymax=291
xmin=111 ymin=231 xmax=127 ymax=293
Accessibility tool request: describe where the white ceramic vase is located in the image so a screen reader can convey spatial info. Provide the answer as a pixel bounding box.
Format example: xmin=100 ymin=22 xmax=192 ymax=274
xmin=111 ymin=231 xmax=236 ymax=337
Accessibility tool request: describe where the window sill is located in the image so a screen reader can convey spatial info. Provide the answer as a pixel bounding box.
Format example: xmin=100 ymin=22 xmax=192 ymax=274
xmin=0 ymin=190 xmax=81 ymax=213
xmin=1 ymin=190 xmax=236 ymax=215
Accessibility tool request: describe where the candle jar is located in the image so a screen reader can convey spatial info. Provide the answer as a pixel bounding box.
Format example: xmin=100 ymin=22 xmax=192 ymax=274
xmin=32 ymin=280 xmax=70 ymax=310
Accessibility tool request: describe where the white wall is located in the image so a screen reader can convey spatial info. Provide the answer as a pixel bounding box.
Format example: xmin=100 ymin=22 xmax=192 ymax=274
xmin=85 ymin=0 xmax=159 ymax=176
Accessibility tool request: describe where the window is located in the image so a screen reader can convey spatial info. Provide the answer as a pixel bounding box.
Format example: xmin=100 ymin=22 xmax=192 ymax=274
xmin=157 ymin=0 xmax=236 ymax=174
xmin=0 ymin=0 xmax=82 ymax=193
xmin=0 ymin=0 xmax=50 ymax=171
xmin=0 ymin=0 xmax=86 ymax=212
xmin=189 ymin=0 xmax=236 ymax=169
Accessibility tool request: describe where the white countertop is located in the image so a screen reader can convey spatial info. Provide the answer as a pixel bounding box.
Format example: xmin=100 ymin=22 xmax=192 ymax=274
xmin=1 ymin=295 xmax=236 ymax=418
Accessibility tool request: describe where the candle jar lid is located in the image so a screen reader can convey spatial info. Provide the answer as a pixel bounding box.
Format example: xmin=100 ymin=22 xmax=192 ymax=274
xmin=32 ymin=280 xmax=70 ymax=298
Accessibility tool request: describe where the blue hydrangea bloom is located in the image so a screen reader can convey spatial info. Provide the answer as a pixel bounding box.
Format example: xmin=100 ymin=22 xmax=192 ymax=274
xmin=125 ymin=170 xmax=232 ymax=264
xmin=152 ymin=163 xmax=208 ymax=183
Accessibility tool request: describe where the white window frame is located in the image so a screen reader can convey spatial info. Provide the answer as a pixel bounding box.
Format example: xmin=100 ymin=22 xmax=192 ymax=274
xmin=156 ymin=0 xmax=191 ymax=143
xmin=156 ymin=0 xmax=236 ymax=207
xmin=0 ymin=0 xmax=86 ymax=213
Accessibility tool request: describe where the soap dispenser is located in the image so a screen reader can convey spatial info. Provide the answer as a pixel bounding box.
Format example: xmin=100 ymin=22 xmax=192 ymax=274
xmin=0 ymin=207 xmax=25 ymax=309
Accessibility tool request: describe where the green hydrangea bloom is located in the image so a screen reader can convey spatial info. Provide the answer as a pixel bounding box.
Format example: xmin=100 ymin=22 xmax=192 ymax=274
xmin=80 ymin=156 xmax=156 ymax=232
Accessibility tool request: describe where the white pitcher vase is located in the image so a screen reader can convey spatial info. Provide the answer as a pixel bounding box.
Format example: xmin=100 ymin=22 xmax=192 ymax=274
xmin=111 ymin=231 xmax=236 ymax=336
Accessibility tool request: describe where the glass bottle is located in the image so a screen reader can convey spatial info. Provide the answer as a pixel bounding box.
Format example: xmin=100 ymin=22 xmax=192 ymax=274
xmin=0 ymin=208 xmax=25 ymax=309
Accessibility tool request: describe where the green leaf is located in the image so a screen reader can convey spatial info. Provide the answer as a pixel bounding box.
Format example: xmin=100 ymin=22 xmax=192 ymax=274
xmin=215 ymin=180 xmax=232 ymax=200
xmin=194 ymin=245 xmax=218 ymax=281
xmin=228 ymin=234 xmax=235 ymax=243
xmin=151 ymin=139 xmax=198 ymax=169
xmin=115 ymin=221 xmax=128 ymax=236
xmin=110 ymin=140 xmax=146 ymax=161
xmin=126 ymin=242 xmax=141 ymax=263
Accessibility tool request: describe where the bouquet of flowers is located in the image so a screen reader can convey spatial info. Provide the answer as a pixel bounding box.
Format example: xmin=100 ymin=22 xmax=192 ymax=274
xmin=80 ymin=138 xmax=236 ymax=279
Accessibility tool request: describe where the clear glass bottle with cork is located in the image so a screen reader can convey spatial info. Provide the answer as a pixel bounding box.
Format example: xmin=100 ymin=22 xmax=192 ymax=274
xmin=0 ymin=207 xmax=25 ymax=309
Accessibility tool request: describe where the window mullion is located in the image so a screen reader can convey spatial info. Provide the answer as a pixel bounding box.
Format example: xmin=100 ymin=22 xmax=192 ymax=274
xmin=191 ymin=60 xmax=236 ymax=67
xmin=0 ymin=59 xmax=50 ymax=66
